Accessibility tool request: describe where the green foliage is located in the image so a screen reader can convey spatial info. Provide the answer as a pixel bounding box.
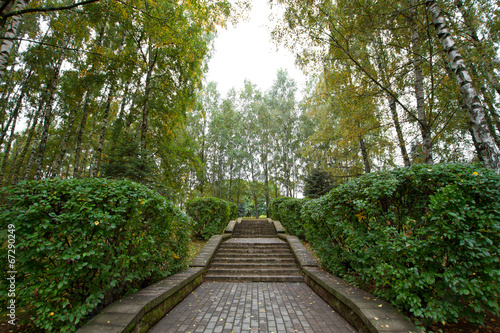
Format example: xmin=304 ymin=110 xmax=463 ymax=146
xmin=268 ymin=197 xmax=291 ymax=220
xmin=269 ymin=197 xmax=307 ymax=238
xmin=101 ymin=135 xmax=157 ymax=185
xmin=185 ymin=197 xmax=230 ymax=240
xmin=304 ymin=168 xmax=334 ymax=199
xmin=303 ymin=163 xmax=500 ymax=327
xmin=228 ymin=201 xmax=238 ymax=219
xmin=0 ymin=178 xmax=191 ymax=332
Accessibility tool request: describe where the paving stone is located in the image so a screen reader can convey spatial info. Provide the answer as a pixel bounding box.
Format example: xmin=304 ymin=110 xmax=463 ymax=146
xmin=148 ymin=282 xmax=356 ymax=333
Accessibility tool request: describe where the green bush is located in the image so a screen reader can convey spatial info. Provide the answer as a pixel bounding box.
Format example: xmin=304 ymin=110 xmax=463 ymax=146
xmin=271 ymin=197 xmax=307 ymax=239
xmin=185 ymin=197 xmax=230 ymax=239
xmin=268 ymin=197 xmax=291 ymax=221
xmin=303 ymin=163 xmax=500 ymax=327
xmin=228 ymin=202 xmax=238 ymax=220
xmin=0 ymin=178 xmax=191 ymax=332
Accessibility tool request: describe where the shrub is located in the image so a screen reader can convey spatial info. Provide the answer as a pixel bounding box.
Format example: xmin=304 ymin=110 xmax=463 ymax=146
xmin=275 ymin=198 xmax=307 ymax=239
xmin=303 ymin=163 xmax=500 ymax=327
xmin=228 ymin=202 xmax=238 ymax=220
xmin=0 ymin=178 xmax=191 ymax=332
xmin=185 ymin=197 xmax=230 ymax=239
xmin=268 ymin=197 xmax=291 ymax=221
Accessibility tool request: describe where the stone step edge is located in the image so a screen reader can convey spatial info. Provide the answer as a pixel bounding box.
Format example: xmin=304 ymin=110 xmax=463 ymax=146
xmin=204 ymin=275 xmax=303 ymax=282
xmin=225 ymin=218 xmax=282 ymax=235
xmin=278 ymin=233 xmax=421 ymax=333
xmin=76 ymin=234 xmax=230 ymax=333
xmin=210 ymin=263 xmax=298 ymax=268
xmin=206 ymin=268 xmax=301 ymax=273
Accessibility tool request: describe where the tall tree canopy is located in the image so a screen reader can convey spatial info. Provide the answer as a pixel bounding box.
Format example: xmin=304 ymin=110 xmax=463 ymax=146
xmin=0 ymin=0 xmax=235 ymax=201
xmin=2 ymin=0 xmax=499 ymax=209
xmin=272 ymin=0 xmax=500 ymax=175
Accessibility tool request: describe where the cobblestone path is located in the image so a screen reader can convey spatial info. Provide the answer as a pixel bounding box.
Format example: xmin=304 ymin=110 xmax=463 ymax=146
xmin=149 ymin=282 xmax=356 ymax=333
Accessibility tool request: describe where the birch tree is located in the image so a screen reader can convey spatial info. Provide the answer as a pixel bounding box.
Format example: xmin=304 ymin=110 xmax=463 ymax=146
xmin=426 ymin=0 xmax=500 ymax=172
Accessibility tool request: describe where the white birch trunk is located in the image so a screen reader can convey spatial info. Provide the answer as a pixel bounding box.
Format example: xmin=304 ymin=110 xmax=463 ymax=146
xmin=0 ymin=0 xmax=29 ymax=79
xmin=410 ymin=0 xmax=433 ymax=164
xmin=426 ymin=0 xmax=500 ymax=172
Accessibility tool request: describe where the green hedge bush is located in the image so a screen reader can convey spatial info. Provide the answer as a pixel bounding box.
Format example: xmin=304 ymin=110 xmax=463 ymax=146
xmin=303 ymin=163 xmax=500 ymax=327
xmin=0 ymin=178 xmax=191 ymax=332
xmin=270 ymin=197 xmax=307 ymax=238
xmin=185 ymin=197 xmax=230 ymax=239
xmin=228 ymin=201 xmax=238 ymax=220
xmin=268 ymin=197 xmax=291 ymax=221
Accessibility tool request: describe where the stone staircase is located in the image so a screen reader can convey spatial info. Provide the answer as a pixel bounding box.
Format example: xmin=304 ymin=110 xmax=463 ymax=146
xmin=231 ymin=219 xmax=277 ymax=238
xmin=204 ymin=220 xmax=303 ymax=282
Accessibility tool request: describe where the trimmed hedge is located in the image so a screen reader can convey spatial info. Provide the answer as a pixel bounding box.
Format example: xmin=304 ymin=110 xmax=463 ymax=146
xmin=0 ymin=178 xmax=191 ymax=332
xmin=185 ymin=197 xmax=230 ymax=240
xmin=228 ymin=201 xmax=238 ymax=220
xmin=269 ymin=197 xmax=307 ymax=239
xmin=268 ymin=197 xmax=291 ymax=221
xmin=303 ymin=163 xmax=500 ymax=327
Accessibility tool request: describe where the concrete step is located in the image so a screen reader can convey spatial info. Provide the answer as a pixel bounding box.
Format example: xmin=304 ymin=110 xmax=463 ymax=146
xmin=216 ymin=248 xmax=292 ymax=254
xmin=219 ymin=243 xmax=290 ymax=250
xmin=206 ymin=221 xmax=300 ymax=282
xmin=211 ymin=257 xmax=296 ymax=264
xmin=209 ymin=262 xmax=298 ymax=269
xmin=231 ymin=221 xmax=277 ymax=238
xmin=206 ymin=268 xmax=301 ymax=275
xmin=213 ymin=253 xmax=295 ymax=259
xmin=204 ymin=275 xmax=303 ymax=282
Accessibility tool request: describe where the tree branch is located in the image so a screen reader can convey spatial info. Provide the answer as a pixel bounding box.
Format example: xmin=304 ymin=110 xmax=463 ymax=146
xmin=1 ymin=0 xmax=101 ymax=19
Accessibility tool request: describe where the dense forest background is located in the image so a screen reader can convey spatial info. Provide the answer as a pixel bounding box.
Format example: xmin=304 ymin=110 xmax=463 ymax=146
xmin=1 ymin=0 xmax=499 ymax=214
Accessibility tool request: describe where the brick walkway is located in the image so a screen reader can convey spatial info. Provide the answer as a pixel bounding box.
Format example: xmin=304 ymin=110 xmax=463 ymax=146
xmin=148 ymin=282 xmax=356 ymax=333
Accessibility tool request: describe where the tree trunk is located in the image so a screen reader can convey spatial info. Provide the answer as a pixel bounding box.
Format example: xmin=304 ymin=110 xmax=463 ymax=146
xmin=1 ymin=1 xmax=15 ymax=19
xmin=22 ymin=120 xmax=43 ymax=180
xmin=139 ymin=48 xmax=157 ymax=150
xmin=374 ymin=33 xmax=411 ymax=168
xmin=0 ymin=97 xmax=20 ymax=186
xmin=479 ymin=87 xmax=500 ymax=149
xmin=263 ymin=152 xmax=270 ymax=217
xmin=426 ymin=0 xmax=500 ymax=172
xmin=92 ymin=84 xmax=114 ymax=177
xmin=73 ymin=92 xmax=91 ymax=178
xmin=0 ymin=0 xmax=30 ymax=79
xmin=468 ymin=127 xmax=484 ymax=163
xmin=0 ymin=67 xmax=31 ymax=184
xmin=33 ymin=47 xmax=66 ymax=179
xmin=389 ymin=95 xmax=411 ymax=166
xmin=84 ymin=101 xmax=99 ymax=177
xmin=410 ymin=0 xmax=433 ymax=164
xmin=253 ymin=190 xmax=258 ymax=218
xmin=359 ymin=135 xmax=371 ymax=173
xmin=48 ymin=98 xmax=79 ymax=177
xmin=72 ymin=22 xmax=106 ymax=177
xmin=0 ymin=81 xmax=26 ymax=145
xmin=200 ymin=139 xmax=205 ymax=195
xmin=480 ymin=87 xmax=500 ymax=141
xmin=10 ymin=97 xmax=44 ymax=182
xmin=455 ymin=0 xmax=500 ymax=96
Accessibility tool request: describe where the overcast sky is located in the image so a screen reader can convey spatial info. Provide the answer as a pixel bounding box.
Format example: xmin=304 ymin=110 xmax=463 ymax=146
xmin=205 ymin=0 xmax=307 ymax=98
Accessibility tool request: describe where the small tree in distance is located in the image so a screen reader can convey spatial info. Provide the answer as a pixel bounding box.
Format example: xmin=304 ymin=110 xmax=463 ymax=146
xmin=303 ymin=168 xmax=334 ymax=199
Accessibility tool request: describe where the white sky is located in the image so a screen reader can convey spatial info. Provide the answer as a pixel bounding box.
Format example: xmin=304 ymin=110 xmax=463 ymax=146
xmin=205 ymin=0 xmax=307 ymax=98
